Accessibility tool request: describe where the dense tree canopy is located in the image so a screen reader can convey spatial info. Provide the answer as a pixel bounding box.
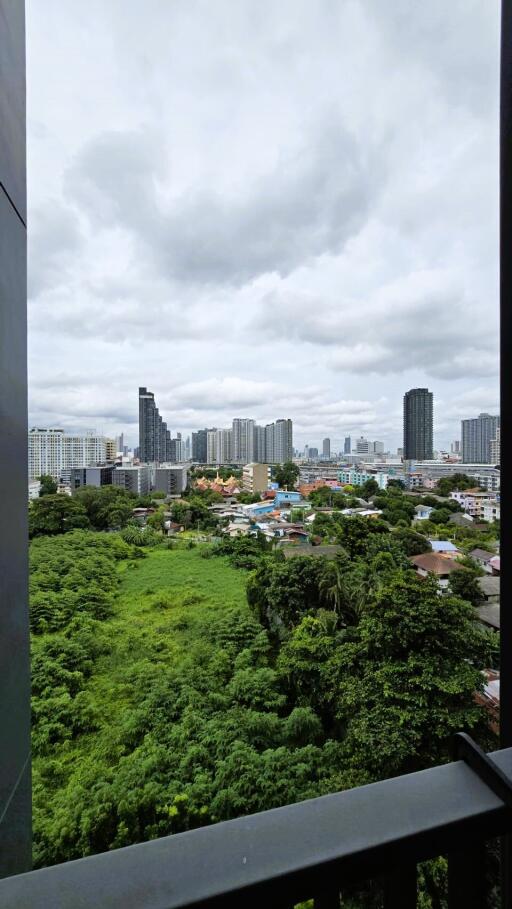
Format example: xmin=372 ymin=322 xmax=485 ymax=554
xmin=273 ymin=461 xmax=300 ymax=490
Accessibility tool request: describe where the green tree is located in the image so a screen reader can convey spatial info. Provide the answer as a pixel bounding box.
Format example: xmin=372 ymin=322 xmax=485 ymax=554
xmin=38 ymin=474 xmax=58 ymax=496
xmin=449 ymin=568 xmax=482 ymax=606
xmin=273 ymin=462 xmax=299 ymax=490
xmin=29 ymin=495 xmax=90 ymax=538
xmin=73 ymin=486 xmax=135 ymax=530
xmin=335 ymin=572 xmax=491 ymax=777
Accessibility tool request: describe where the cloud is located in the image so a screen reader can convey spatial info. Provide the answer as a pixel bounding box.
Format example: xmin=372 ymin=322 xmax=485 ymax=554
xmin=26 ymin=0 xmax=500 ymax=448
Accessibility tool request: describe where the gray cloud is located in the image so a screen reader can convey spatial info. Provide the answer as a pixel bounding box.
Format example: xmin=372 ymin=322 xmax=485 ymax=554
xmin=26 ymin=0 xmax=500 ymax=448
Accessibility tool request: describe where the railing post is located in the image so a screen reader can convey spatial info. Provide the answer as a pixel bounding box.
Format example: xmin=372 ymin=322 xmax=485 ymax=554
xmin=383 ymin=865 xmax=417 ymax=908
xmin=448 ymin=844 xmax=486 ymax=909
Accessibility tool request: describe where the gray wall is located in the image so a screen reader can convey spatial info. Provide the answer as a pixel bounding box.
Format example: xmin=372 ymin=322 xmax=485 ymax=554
xmin=0 ymin=0 xmax=31 ymax=876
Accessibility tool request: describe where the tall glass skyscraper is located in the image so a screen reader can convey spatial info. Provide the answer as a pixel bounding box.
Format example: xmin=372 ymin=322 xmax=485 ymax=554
xmin=403 ymin=388 xmax=434 ymax=460
xmin=138 ymin=387 xmax=172 ymax=463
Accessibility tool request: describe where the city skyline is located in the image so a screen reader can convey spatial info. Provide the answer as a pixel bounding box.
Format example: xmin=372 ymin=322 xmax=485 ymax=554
xmin=27 ymin=2 xmax=499 ymax=450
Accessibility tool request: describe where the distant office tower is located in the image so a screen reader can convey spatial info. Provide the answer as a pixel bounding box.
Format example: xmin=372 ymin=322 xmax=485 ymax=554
xmin=403 ymin=388 xmax=434 ymax=460
xmin=461 ymin=413 xmax=500 ymax=464
xmin=372 ymin=441 xmax=384 ymax=455
xmin=28 ymin=428 xmax=109 ymax=481
xmin=451 ymin=440 xmax=461 ymax=455
xmin=232 ymin=419 xmax=255 ymax=463
xmin=490 ymin=427 xmax=501 ymax=466
xmin=322 ymin=438 xmax=331 ymax=459
xmin=356 ymin=436 xmax=370 ymax=455
xmin=184 ymin=436 xmax=191 ymax=460
xmin=308 ymin=447 xmax=319 ymax=459
xmin=117 ymin=433 xmax=124 ymax=453
xmin=138 ymin=387 xmax=172 ymax=463
xmin=344 ymin=436 xmax=351 ymax=454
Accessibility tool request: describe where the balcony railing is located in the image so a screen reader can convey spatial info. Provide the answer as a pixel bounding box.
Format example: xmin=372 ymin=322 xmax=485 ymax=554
xmin=0 ymin=735 xmax=510 ymax=909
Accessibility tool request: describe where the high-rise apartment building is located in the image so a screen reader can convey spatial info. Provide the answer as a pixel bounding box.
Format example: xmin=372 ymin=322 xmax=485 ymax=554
xmin=403 ymin=388 xmax=434 ymax=460
xmin=138 ymin=387 xmax=172 ymax=464
xmin=322 ymin=438 xmax=331 ymax=459
xmin=28 ymin=429 xmax=109 ymax=481
xmin=461 ymin=413 xmax=500 ymax=464
xmin=191 ymin=428 xmax=211 ymax=463
xmin=206 ymin=429 xmax=218 ymax=464
xmin=232 ymin=419 xmax=255 ymax=463
xmin=344 ymin=436 xmax=351 ymax=454
xmin=356 ymin=436 xmax=370 ymax=455
xmin=490 ymin=427 xmax=500 ymax=466
xmin=271 ymin=419 xmax=293 ymax=464
xmin=372 ymin=441 xmax=384 ymax=455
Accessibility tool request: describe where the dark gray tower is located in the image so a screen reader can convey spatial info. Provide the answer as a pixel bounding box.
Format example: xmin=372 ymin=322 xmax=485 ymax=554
xmin=403 ymin=388 xmax=433 ymax=460
xmin=139 ymin=387 xmax=171 ymax=464
xmin=0 ymin=0 xmax=31 ymax=876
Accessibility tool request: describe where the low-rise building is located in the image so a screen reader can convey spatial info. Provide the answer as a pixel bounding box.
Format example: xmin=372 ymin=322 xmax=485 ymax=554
xmin=112 ymin=465 xmax=151 ymax=496
xmin=470 ymin=548 xmax=497 ymax=573
xmin=477 ymin=575 xmax=500 ymax=605
xmin=28 ymin=481 xmax=41 ymax=500
xmin=409 ymin=552 xmax=464 ymax=590
xmin=338 ymin=469 xmax=389 ymax=489
xmin=414 ymin=504 xmax=434 ymax=520
xmin=69 ymin=465 xmax=114 ymax=490
xmin=242 ymin=463 xmax=270 ymax=494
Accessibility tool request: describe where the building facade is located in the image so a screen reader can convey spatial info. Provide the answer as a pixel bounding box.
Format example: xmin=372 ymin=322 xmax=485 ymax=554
xmin=232 ymin=418 xmax=255 ymax=464
xmin=154 ymin=466 xmax=189 ymax=496
xmin=344 ymin=436 xmax=351 ymax=454
xmin=112 ymin=465 xmax=151 ymax=496
xmin=69 ymin=465 xmax=114 ymax=490
xmin=138 ymin=387 xmax=172 ymax=463
xmin=322 ymin=438 xmax=331 ymax=459
xmin=461 ymin=413 xmax=500 ymax=464
xmin=1 ymin=0 xmax=31 ymax=875
xmin=403 ymin=388 xmax=433 ymax=460
xmin=490 ymin=426 xmax=501 ymax=466
xmin=28 ymin=429 xmax=109 ymax=481
xmin=242 ymin=463 xmax=270 ymax=494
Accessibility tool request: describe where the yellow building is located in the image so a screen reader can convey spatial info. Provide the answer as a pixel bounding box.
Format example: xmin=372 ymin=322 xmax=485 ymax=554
xmin=242 ymin=463 xmax=270 ymax=494
xmin=105 ymin=438 xmax=117 ymax=461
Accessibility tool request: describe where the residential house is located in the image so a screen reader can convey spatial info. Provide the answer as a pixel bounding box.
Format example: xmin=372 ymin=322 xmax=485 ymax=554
xmin=428 ymin=540 xmax=460 ymax=558
xmin=470 ymin=548 xmax=497 ymax=574
xmin=414 ymin=504 xmax=434 ymax=520
xmin=477 ymin=575 xmax=500 ymax=605
xmin=409 ymin=553 xmax=464 ymax=590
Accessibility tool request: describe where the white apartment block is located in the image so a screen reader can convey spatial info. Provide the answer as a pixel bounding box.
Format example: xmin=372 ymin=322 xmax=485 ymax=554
xmin=28 ymin=428 xmax=108 ymax=481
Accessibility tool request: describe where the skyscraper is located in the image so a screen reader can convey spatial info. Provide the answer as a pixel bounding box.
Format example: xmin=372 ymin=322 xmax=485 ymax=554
xmin=232 ymin=418 xmax=255 ymax=463
xmin=461 ymin=413 xmax=500 ymax=463
xmin=322 ymin=438 xmax=331 ymax=459
xmin=403 ymin=388 xmax=434 ymax=460
xmin=138 ymin=387 xmax=171 ymax=463
xmin=344 ymin=436 xmax=351 ymax=454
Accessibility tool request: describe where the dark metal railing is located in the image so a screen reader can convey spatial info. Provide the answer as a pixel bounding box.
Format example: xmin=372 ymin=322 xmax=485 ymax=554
xmin=0 ymin=736 xmax=510 ymax=909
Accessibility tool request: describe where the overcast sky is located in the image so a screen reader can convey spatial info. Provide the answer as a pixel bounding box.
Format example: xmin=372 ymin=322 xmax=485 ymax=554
xmin=26 ymin=0 xmax=500 ymax=452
